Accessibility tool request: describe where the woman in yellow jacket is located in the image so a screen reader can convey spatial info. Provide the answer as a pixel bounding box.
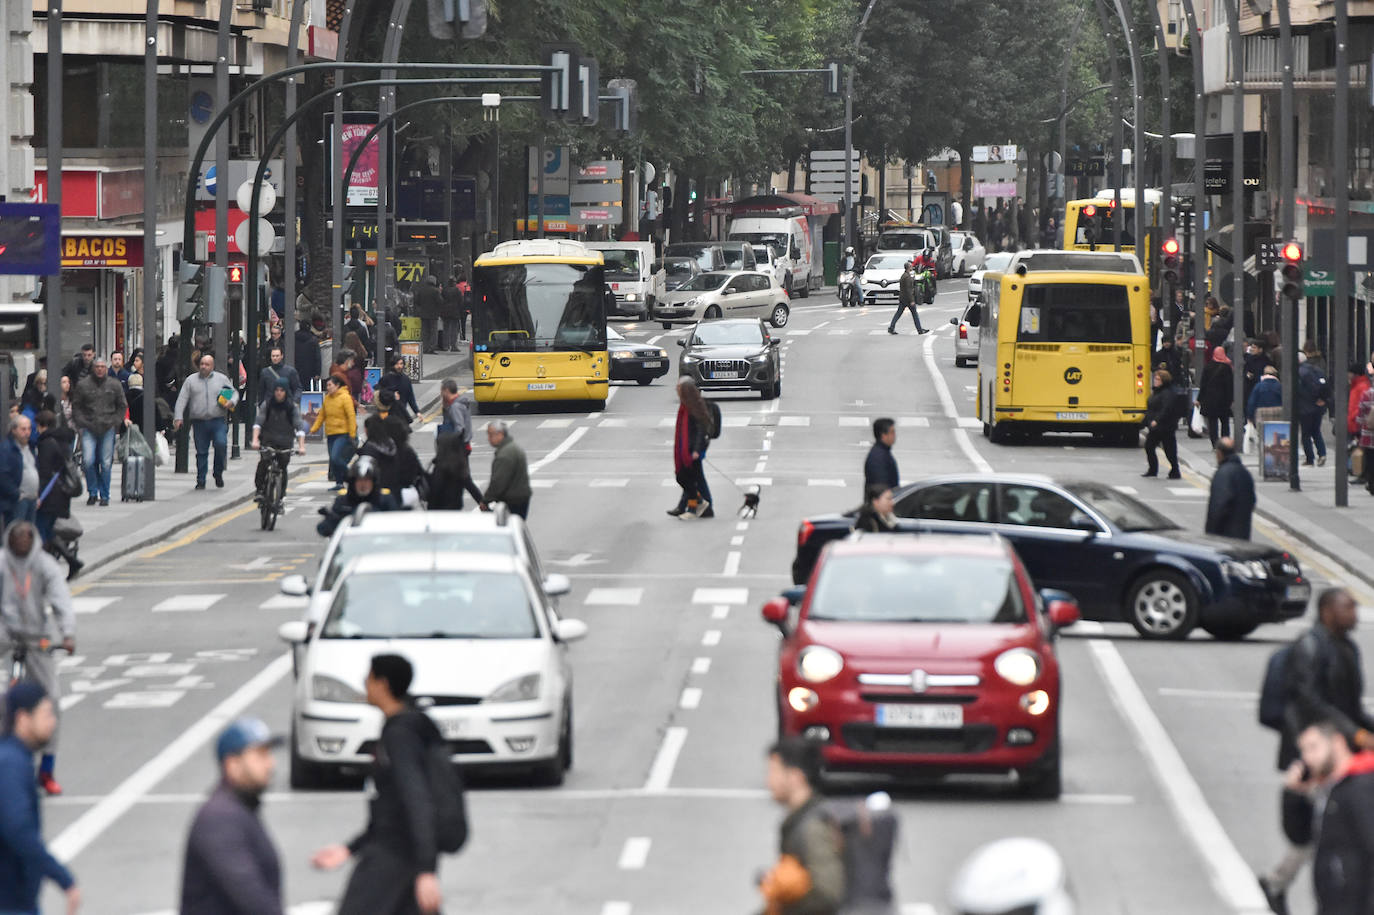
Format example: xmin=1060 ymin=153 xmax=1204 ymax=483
xmin=311 ymin=375 xmax=357 ymax=483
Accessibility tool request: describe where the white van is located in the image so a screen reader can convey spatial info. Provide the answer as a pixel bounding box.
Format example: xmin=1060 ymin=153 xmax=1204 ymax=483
xmin=727 ymin=212 xmax=812 ymax=298
xmin=587 ymin=241 xmax=664 ymax=320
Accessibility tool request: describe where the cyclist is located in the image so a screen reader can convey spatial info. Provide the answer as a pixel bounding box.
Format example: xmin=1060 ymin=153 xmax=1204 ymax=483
xmin=250 ymin=379 xmax=305 ymax=509
xmin=0 ymin=520 xmax=75 ymax=795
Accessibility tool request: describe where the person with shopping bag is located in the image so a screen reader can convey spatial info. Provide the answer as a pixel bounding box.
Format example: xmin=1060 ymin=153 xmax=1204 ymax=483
xmin=173 ymin=354 xmax=238 ymax=490
xmin=1198 ymin=346 xmax=1235 ymax=447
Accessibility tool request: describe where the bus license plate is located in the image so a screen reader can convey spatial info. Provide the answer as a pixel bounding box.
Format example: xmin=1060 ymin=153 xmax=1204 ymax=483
xmin=710 ymin=371 xmax=743 ymax=380
xmin=527 ymin=383 xmax=557 ymax=391
xmin=1056 ymin=411 xmax=1089 ymax=420
xmin=875 ymin=704 xmax=963 ymax=728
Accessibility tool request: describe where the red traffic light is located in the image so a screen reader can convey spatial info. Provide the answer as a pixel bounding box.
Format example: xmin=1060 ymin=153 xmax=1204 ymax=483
xmin=1082 ymin=204 xmax=1097 ymax=218
xmin=227 ymin=265 xmax=244 ymax=283
xmin=1161 ymin=237 xmax=1180 ymax=256
xmin=1281 ymin=241 xmax=1303 ymax=263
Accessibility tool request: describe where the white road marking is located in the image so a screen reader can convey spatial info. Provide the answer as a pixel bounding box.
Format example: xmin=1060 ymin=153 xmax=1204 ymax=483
xmin=1158 ymin=687 xmax=1258 ymax=701
xmin=712 ymin=605 xmax=730 ymax=619
xmin=72 ymin=597 xmax=117 ymax=615
xmin=646 ymin=334 xmax=664 ymax=345
xmin=921 ymin=332 xmax=992 ymax=473
xmin=151 ymin=594 xmax=225 ymax=613
xmin=679 ymin=687 xmax=703 ymax=709
xmin=901 ymin=906 xmax=940 ymax=915
xmin=723 ymin=552 xmax=741 ymax=576
xmin=730 ymin=536 xmax=744 ymax=546
xmin=643 ymin=726 xmax=688 ymax=792
xmin=779 ymin=415 xmax=810 ymax=426
xmin=691 ymin=657 xmax=712 ymax=674
xmin=787 ymin=328 xmax=812 ymax=335
xmin=813 ymin=321 xmax=831 ymax=329
xmin=530 ymin=478 xmax=558 ymax=488
xmin=735 ymin=477 xmax=773 ymax=487
xmin=693 ymin=587 xmax=749 ymax=604
xmin=657 ymin=417 xmax=675 ymax=427
xmin=50 ymin=652 xmax=294 ymax=861
xmin=104 ymin=691 xmax=185 ymax=709
xmin=1088 ymin=640 xmax=1272 ymax=914
xmin=839 ymin=416 xmax=870 ymax=427
xmin=599 ymin=418 xmax=628 ymax=427
xmin=827 ymin=328 xmax=852 ymax=335
xmin=957 ymin=417 xmax=982 ymax=428
xmin=761 ymin=438 xmax=772 ymax=451
xmin=590 ymin=478 xmax=630 ymax=487
xmin=1060 ymin=793 xmax=1137 ymax=805
xmin=897 ymin=416 xmax=932 ymax=427
xmin=60 ymin=695 xmax=85 ymax=712
xmin=736 ymin=521 xmax=750 ymax=531
xmin=584 ymin=588 xmax=644 ymax=606
xmin=529 ymin=427 xmax=588 ymax=474
xmin=723 ymin=415 xmax=751 ymax=427
xmin=602 ymin=904 xmax=633 ymax=915
xmin=1168 ymin=487 xmax=1206 ymax=497
xmin=869 ymin=329 xmax=889 ymax=335
xmin=702 ymin=630 xmax=722 ymax=646
xmin=1113 ymin=485 xmax=1140 ymax=495
xmin=618 ymin=837 xmax=652 ymax=869
xmin=538 ymin=418 xmax=574 ymax=429
xmin=258 ymin=594 xmax=308 ymax=611
xmin=807 ymin=479 xmax=847 ymax=487
xmin=1072 ymin=620 xmax=1106 ymax=634
xmin=297 ymin=480 xmax=336 ymax=490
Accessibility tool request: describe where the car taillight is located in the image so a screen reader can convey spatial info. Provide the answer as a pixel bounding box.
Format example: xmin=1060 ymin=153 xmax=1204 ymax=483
xmin=798 ymin=520 xmax=814 ymax=547
xmin=959 ymin=323 xmax=968 ymax=340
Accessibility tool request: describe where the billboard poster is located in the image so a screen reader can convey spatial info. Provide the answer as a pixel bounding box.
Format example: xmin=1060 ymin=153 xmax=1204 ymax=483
xmin=326 ymin=113 xmax=392 ymax=209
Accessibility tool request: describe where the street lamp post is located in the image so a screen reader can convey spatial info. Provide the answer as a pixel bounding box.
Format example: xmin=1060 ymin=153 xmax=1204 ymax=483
xmin=141 ymin=0 xmax=158 ymax=498
xmin=1179 ymin=0 xmax=1208 ymax=385
xmin=1092 ymin=0 xmax=1126 ymax=250
xmin=1219 ymin=0 xmax=1250 ymax=466
xmin=282 ymin=0 xmax=309 ymax=371
xmin=1110 ymin=0 xmax=1146 ymax=259
xmin=843 ymin=0 xmax=879 ymax=251
xmin=1332 ymin=0 xmax=1351 ymax=506
xmin=44 ymin=0 xmax=61 ymax=369
xmin=213 ymin=0 xmax=232 ymax=382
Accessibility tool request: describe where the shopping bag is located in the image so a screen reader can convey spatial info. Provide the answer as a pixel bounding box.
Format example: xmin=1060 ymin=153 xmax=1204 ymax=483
xmin=1242 ymin=422 xmax=1258 ymax=455
xmin=123 ymin=425 xmax=154 ymax=461
xmin=1189 ymin=404 xmax=1206 ymax=436
xmin=154 ymin=431 xmax=171 ymax=467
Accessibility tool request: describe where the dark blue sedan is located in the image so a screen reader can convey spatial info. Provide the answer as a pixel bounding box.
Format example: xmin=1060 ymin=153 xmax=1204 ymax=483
xmin=792 ymin=474 xmax=1309 ymax=641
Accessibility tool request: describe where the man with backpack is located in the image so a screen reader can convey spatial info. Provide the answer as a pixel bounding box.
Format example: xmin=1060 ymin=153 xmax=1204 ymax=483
xmin=1257 ymin=587 xmax=1374 ymax=914
xmin=760 ymin=738 xmax=846 ymax=915
xmin=312 ymin=654 xmax=466 ymax=915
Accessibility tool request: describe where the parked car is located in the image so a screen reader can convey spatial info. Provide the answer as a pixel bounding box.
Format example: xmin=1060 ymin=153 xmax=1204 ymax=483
xmin=654 ymin=270 xmax=789 ymax=328
xmin=718 ymin=241 xmax=758 ymax=272
xmin=608 ymin=326 xmax=671 ymax=385
xmin=663 ymin=242 xmax=726 ymax=272
xmin=951 ymin=299 xmax=982 ymax=367
xmin=858 ymin=253 xmax=910 ymax=307
xmin=279 ymin=551 xmax=587 ymax=787
xmin=655 ymin=256 xmax=702 ymax=292
xmin=950 ymin=232 xmax=987 ymax=276
xmin=874 ymin=225 xmax=953 ymax=277
xmin=678 ymin=317 xmax=782 ymax=400
xmin=968 ymin=251 xmax=1014 ymax=302
xmin=763 ymin=533 xmax=1078 ymax=796
xmin=790 ymin=474 xmax=1309 ymax=641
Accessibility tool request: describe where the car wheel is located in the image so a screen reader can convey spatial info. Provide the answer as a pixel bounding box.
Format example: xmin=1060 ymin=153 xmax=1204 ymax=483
xmin=770 ymin=303 xmax=790 ymax=327
xmin=760 ymin=383 xmax=776 ymax=401
xmin=1127 ymin=569 xmax=1199 ymax=640
xmin=1201 ymin=620 xmax=1261 ymax=641
xmin=1019 ymin=729 xmax=1062 ymax=799
xmin=773 ymin=378 xmax=782 ymax=398
xmin=955 ymin=356 xmax=967 ymax=368
xmin=533 ymin=702 xmax=572 ymax=786
xmin=289 ymin=726 xmax=325 ymax=790
xmin=636 ymin=377 xmax=653 ymax=386
xmin=704 ymin=305 xmax=723 ymax=319
xmin=797 ymin=278 xmax=810 ymax=298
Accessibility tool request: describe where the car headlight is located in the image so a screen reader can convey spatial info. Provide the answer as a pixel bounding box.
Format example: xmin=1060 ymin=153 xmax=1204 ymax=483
xmin=311 ymin=675 xmax=365 ymax=703
xmin=656 ymin=349 xmax=669 ymax=358
xmin=485 ymin=673 xmax=541 ymax=703
xmin=993 ymin=648 xmax=1041 ymax=686
xmin=751 ymin=351 xmax=771 ymax=363
xmin=684 ymin=297 xmax=699 ymax=309
xmin=1223 ymin=559 xmax=1269 ymax=581
xmin=797 ymin=646 xmax=844 ymax=683
xmin=625 ymin=292 xmax=638 ymax=301
xmin=612 ymin=350 xmax=633 ymax=359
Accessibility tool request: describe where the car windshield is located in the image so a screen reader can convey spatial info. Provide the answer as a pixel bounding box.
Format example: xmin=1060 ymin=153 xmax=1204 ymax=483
xmin=731 ymin=232 xmax=788 ymax=251
xmin=809 ymin=554 xmax=1026 ymax=624
xmin=658 ymin=259 xmax=695 ymax=278
xmin=324 ymin=533 xmax=516 ymax=590
xmin=322 ymin=571 xmax=539 ymax=639
xmin=865 ymin=255 xmax=908 ymax=271
xmin=878 ymin=232 xmax=928 ymax=251
xmin=691 ymin=322 xmax=764 ymax=346
xmin=1064 ymin=482 xmax=1178 ymax=532
xmin=677 ymin=272 xmax=731 ymax=292
xmin=666 ymin=246 xmax=718 ymax=270
xmin=599 ymin=249 xmax=640 ymax=276
xmin=720 ymin=247 xmax=749 ymax=268
xmin=982 ymin=252 xmax=1014 ymax=273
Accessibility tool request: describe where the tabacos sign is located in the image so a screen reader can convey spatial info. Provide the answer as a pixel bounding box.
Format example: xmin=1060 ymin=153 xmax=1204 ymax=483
xmin=60 ymin=235 xmax=144 ymax=268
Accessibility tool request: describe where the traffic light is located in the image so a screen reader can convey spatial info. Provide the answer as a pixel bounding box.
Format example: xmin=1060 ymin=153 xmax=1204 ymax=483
xmin=1280 ymin=241 xmax=1304 ymax=300
xmin=541 ymin=44 xmax=578 ymax=119
xmin=606 ymin=78 xmax=638 ymax=134
xmin=573 ymin=56 xmax=599 ymax=126
xmin=340 ymin=262 xmax=357 ymax=299
xmin=225 ymin=264 xmax=245 ymax=313
xmin=1081 ymin=204 xmax=1097 ymax=245
xmin=205 ymin=265 xmax=227 ymax=324
xmin=1161 ymin=236 xmax=1181 ymax=285
xmin=824 ymin=60 xmax=842 ymax=96
xmin=176 ymin=261 xmax=205 ymax=320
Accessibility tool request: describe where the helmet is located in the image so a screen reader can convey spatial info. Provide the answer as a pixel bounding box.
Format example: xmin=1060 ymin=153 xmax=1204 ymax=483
xmin=948 ymin=838 xmax=1073 ymax=915
xmin=845 ymin=246 xmax=855 ymax=255
xmin=349 ymin=455 xmax=379 ymax=482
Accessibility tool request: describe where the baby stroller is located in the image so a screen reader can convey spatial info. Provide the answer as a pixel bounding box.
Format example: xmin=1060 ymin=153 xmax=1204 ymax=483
xmin=45 ymin=517 xmax=83 ymax=580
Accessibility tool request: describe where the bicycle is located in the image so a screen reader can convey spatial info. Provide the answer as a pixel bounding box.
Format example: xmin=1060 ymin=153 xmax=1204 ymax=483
xmin=257 ymin=446 xmax=293 ymax=531
xmin=9 ymin=636 xmax=66 ymax=687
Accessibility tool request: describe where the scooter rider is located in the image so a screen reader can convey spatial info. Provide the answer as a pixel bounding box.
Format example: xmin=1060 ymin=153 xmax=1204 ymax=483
xmin=839 ymin=246 xmax=860 ymax=308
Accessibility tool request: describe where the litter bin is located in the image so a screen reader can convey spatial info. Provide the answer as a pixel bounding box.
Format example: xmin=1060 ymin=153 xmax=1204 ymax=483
xmin=823 ymin=241 xmax=839 ymax=287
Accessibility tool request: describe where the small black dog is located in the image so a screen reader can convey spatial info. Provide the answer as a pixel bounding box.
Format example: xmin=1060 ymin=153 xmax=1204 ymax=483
xmin=739 ymin=485 xmax=761 ymax=519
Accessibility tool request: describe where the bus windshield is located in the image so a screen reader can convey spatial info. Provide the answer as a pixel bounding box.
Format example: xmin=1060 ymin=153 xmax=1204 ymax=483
xmin=473 ymin=262 xmax=607 ymax=353
xmin=1016 ymin=284 xmax=1132 ymax=344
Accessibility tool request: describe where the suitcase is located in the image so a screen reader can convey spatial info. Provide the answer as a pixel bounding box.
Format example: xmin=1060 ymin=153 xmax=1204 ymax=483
xmin=121 ymin=454 xmax=147 ymax=502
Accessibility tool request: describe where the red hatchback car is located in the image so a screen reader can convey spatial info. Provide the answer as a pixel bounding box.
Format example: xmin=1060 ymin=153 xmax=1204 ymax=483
xmin=762 ymin=533 xmax=1080 ymax=797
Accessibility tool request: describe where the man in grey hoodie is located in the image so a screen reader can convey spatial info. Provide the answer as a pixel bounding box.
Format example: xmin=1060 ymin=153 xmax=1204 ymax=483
xmin=0 ymin=520 xmax=75 ymax=795
xmin=173 ymin=354 xmax=239 ymax=489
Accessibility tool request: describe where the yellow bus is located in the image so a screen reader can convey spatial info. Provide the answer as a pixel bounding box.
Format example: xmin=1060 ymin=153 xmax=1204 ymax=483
xmin=471 ymin=239 xmax=610 ymax=407
xmin=977 ymin=250 xmax=1152 ymax=444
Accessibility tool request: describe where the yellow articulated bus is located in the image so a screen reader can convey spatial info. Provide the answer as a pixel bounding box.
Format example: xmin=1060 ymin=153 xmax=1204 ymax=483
xmin=471 ymin=239 xmax=610 ymax=407
xmin=977 ymin=250 xmax=1152 ymax=444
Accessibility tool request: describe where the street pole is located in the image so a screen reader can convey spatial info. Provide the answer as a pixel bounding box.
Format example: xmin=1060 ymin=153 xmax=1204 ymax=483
xmin=536 ymin=141 xmax=545 ymax=238
xmin=1179 ymin=0 xmax=1208 ymax=385
xmin=377 ymin=0 xmax=414 ymax=318
xmin=1111 ymin=0 xmax=1145 ymax=260
xmin=331 ymin=0 xmax=357 ymax=353
xmin=1276 ymin=0 xmax=1303 ymax=493
xmin=214 ymin=0 xmax=231 ymax=378
xmin=1149 ymin=0 xmax=1172 ymax=244
xmin=283 ymin=0 xmax=307 ymax=371
xmin=843 ymin=0 xmax=879 ymax=251
xmin=1332 ymin=0 xmax=1351 ymax=506
xmin=44 ymin=0 xmax=61 ymax=369
xmin=1093 ymin=0 xmax=1125 ymax=250
xmin=1056 ymin=9 xmax=1087 ymax=221
xmin=141 ymin=0 xmax=158 ymax=499
xmin=1219 ymin=0 xmax=1251 ymax=472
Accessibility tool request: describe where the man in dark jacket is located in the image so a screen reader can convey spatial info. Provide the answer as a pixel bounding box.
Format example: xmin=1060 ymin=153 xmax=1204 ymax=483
xmin=61 ymin=343 xmax=94 ymax=388
xmin=312 ymin=654 xmax=456 ymax=915
xmin=179 ymin=717 xmax=284 ymax=915
xmin=887 ymin=261 xmax=927 ymax=335
xmin=1293 ymin=720 xmax=1374 ymax=915
xmin=257 ymin=345 xmax=303 ymax=405
xmin=70 ymin=356 xmax=127 ymax=507
xmin=1298 ymin=355 xmax=1332 ymax=466
xmin=1244 ymin=338 xmax=1271 ymax=404
xmin=759 ymin=737 xmax=845 ymax=915
xmin=413 ymin=275 xmax=444 ymax=354
xmin=33 ymin=411 xmax=78 ymax=576
xmin=0 ymin=415 xmax=36 ymax=529
xmin=294 ymin=322 xmax=322 ymax=386
xmin=0 ymin=683 xmax=79 ymax=914
xmin=863 ymin=418 xmax=899 ymax=492
xmin=316 ymin=457 xmax=398 ymax=538
xmin=1205 ymin=437 xmax=1255 ymax=539
xmin=481 ymin=421 xmax=531 ymax=519
xmin=440 ymin=278 xmax=462 ymax=351
xmin=1153 ymin=334 xmax=1186 ymax=384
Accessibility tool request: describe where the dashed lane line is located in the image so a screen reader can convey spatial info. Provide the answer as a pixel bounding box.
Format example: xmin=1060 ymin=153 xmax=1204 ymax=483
xmin=691 ymin=657 xmax=712 ymax=674
xmin=642 ymin=726 xmax=688 ymax=793
xmin=679 ymin=687 xmax=703 ymax=709
xmin=618 ymin=838 xmax=652 ymax=870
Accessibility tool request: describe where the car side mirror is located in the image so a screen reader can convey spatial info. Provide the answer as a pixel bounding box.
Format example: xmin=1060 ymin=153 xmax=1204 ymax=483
xmin=277 ymin=620 xmax=310 ymax=644
xmin=279 ymin=574 xmax=310 ymax=597
xmin=949 ymin=316 xmax=959 ymax=325
xmin=554 ymin=618 xmax=589 ymax=643
xmin=542 ymin=573 xmax=572 ymax=597
xmin=770 ymin=337 xmax=781 ymax=347
xmin=761 ymin=597 xmax=790 ymax=630
xmin=781 ymin=585 xmax=806 ymax=605
xmin=1047 ymin=599 xmax=1081 ymax=630
xmin=724 ymin=286 xmax=738 ymax=295
xmin=677 ymin=338 xmax=687 ymax=347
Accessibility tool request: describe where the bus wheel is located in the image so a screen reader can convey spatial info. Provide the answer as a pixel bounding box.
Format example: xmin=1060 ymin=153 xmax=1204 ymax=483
xmin=982 ymin=421 xmax=991 ymax=439
xmin=989 ymin=423 xmax=1010 ymax=444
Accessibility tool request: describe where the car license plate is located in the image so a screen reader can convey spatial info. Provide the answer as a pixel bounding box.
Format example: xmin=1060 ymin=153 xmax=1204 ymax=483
xmin=527 ymin=383 xmax=557 ymax=391
xmin=1286 ymin=584 xmax=1311 ymax=602
xmin=874 ymin=704 xmax=963 ymax=728
xmin=643 ymin=360 xmax=664 ymax=368
xmin=1056 ymin=412 xmax=1090 ymax=420
xmin=710 ymin=371 xmax=743 ymax=380
xmin=437 ymin=718 xmax=469 ymax=739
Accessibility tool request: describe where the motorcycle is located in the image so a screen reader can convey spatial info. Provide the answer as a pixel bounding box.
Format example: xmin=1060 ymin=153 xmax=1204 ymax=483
xmin=838 ymin=269 xmax=860 ymax=308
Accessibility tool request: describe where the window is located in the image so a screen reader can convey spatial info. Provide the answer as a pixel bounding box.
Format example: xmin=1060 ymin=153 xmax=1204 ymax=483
xmin=323 ymin=571 xmax=539 ymax=640
xmin=809 ymin=554 xmax=1025 ymax=624
xmin=1016 ymin=283 xmax=1132 ymax=344
xmin=896 ymin=482 xmax=993 ymax=522
xmin=324 ymin=533 xmax=516 ymax=590
xmin=472 ymin=263 xmax=607 ymax=352
xmin=749 ymin=275 xmax=769 ymax=292
xmin=1065 ymin=482 xmax=1176 ymax=532
xmin=691 ymin=321 xmax=763 ymax=346
xmin=998 ymin=485 xmax=1097 ymax=530
xmin=600 ymin=249 xmax=641 ymax=276
xmin=677 ymin=272 xmax=731 ymax=292
xmin=963 ymin=302 xmax=983 ymax=328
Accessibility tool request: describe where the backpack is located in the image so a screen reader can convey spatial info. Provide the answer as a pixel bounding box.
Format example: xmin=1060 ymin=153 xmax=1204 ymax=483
xmin=707 ymin=401 xmax=722 ymax=440
xmin=1258 ymin=643 xmax=1294 ymax=731
xmin=59 ymin=443 xmax=84 ymax=498
xmin=424 ymin=739 xmax=469 ymax=853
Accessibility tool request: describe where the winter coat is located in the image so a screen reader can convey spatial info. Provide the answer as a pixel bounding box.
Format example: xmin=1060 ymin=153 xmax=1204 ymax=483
xmin=1312 ymin=758 xmax=1374 ymax=915
xmin=356 ymin=437 xmax=399 ymax=494
xmin=1358 ymin=388 xmax=1374 ymax=449
xmin=1246 ymin=377 xmax=1282 ymax=422
xmin=179 ymin=782 xmax=283 ymax=915
xmin=1144 ymin=384 xmax=1179 ymax=429
xmin=483 ymin=435 xmax=531 ymax=507
xmin=316 ymin=484 xmax=399 ymax=538
xmin=1348 ymin=375 xmax=1371 ymax=437
xmin=0 ymin=520 xmax=75 ymax=642
xmin=1298 ymin=360 xmax=1332 ymax=417
xmin=413 ymin=277 xmax=444 ymax=319
xmin=294 ymin=329 xmax=322 ymax=383
xmin=854 ymin=506 xmax=899 ymax=534
xmin=257 ymin=363 xmax=302 ymax=404
xmin=310 ymin=387 xmax=357 ymax=438
xmin=772 ymin=796 xmax=846 ymax=915
xmin=1198 ymin=362 xmax=1234 ymax=419
xmin=174 ymin=371 xmax=238 ymax=423
xmin=1280 ymin=623 xmax=1374 ymax=770
xmin=71 ymin=373 xmax=127 ymax=435
xmin=0 ymin=437 xmax=30 ymax=515
xmin=1243 ymin=351 xmax=1271 ymax=402
xmin=1204 ymin=454 xmax=1255 ymax=540
xmin=0 ymin=735 xmax=75 ymax=911
xmin=253 ymin=398 xmax=304 ymax=451
xmin=441 ymin=283 xmax=462 ymax=320
xmin=35 ymin=427 xmax=75 ymax=520
xmin=863 ymin=442 xmax=899 ymax=492
xmin=378 ymin=370 xmax=418 ymax=420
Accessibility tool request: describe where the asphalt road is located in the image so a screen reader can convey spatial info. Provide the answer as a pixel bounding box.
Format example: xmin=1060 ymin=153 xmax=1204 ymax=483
xmin=39 ymin=278 xmax=1361 ymax=915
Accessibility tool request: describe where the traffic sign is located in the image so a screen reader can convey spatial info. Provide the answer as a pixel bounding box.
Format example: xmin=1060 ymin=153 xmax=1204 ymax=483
xmin=1256 ymin=237 xmax=1283 ymax=269
xmin=1305 ymin=267 xmax=1335 ymax=296
xmin=972 ymin=145 xmax=1017 ymax=163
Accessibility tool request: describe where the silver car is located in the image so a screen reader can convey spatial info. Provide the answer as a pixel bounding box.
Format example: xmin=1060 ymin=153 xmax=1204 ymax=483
xmin=951 ymin=299 xmax=983 ymax=367
xmin=654 ymin=270 xmax=790 ymax=329
xmin=678 ymin=317 xmax=782 ymax=400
